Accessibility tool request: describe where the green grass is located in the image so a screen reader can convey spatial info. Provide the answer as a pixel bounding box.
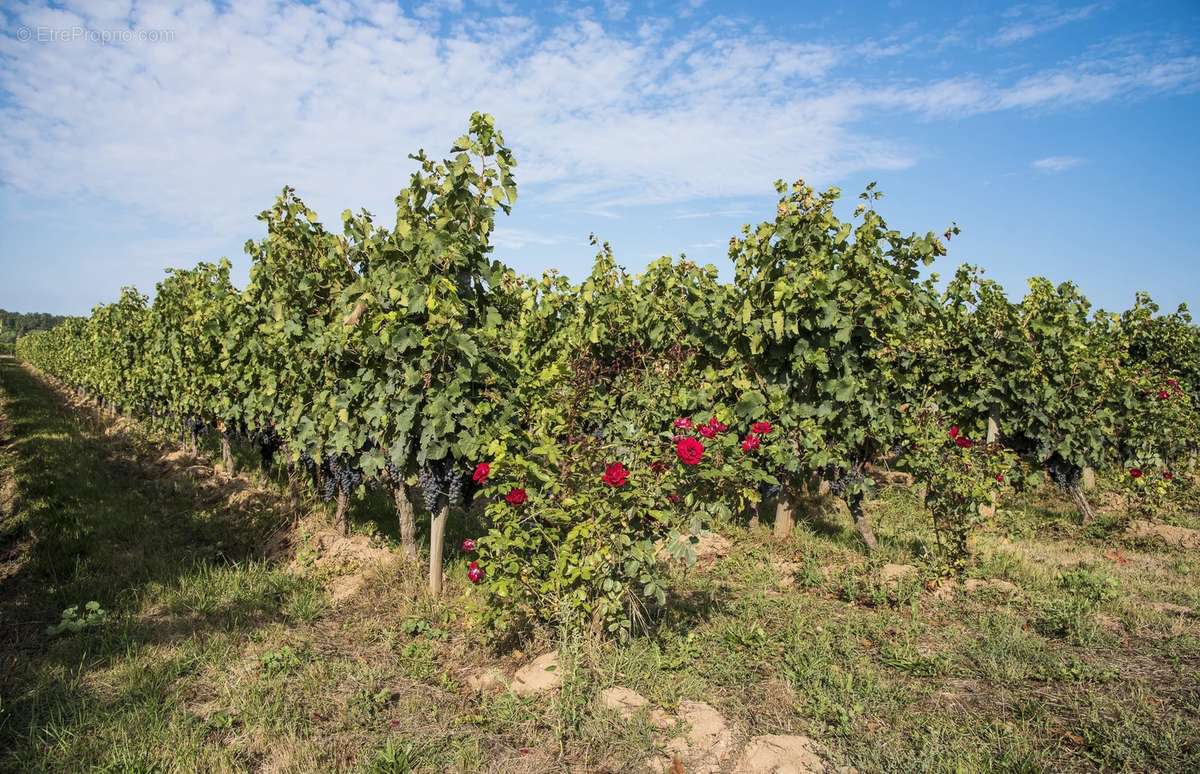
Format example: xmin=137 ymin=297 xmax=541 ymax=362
xmin=2 ymin=355 xmax=1199 ymax=772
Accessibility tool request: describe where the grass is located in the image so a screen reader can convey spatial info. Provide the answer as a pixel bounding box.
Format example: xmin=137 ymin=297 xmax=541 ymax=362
xmin=2 ymin=354 xmax=1199 ymax=772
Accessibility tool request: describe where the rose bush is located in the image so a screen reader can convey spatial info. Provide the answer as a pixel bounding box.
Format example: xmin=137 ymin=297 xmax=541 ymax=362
xmin=906 ymin=405 xmax=1014 ymax=572
xmin=1116 ymin=369 xmax=1200 ymax=516
xmin=469 ymin=411 xmax=778 ymax=640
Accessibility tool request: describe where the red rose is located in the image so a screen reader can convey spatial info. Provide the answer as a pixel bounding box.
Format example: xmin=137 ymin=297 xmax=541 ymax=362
xmin=467 ymin=565 xmax=483 ymax=584
xmin=676 ymin=437 xmax=704 ymax=466
xmin=1158 ymin=390 xmax=1170 ymax=400
xmin=602 ymin=462 xmax=629 ymax=487
xmin=505 ymin=487 xmax=527 ymax=506
xmin=741 ymin=434 xmax=761 ymax=452
xmin=468 ymin=560 xmax=478 ymax=569
xmin=1163 ymin=471 xmax=1175 ymax=481
xmin=995 ymin=474 xmax=1005 ymax=483
xmin=461 ymin=538 xmax=476 ymax=552
xmin=674 ymin=417 xmax=693 ymax=429
xmin=751 ymin=421 xmax=773 ymax=435
xmin=472 ymin=462 xmax=491 ymax=484
xmin=955 ymin=436 xmax=973 ymax=448
xmin=949 ymin=425 xmax=960 ymax=439
xmin=1129 ymin=468 xmax=1143 ymax=478
xmin=698 ymin=424 xmax=717 ymax=439
xmin=708 ymin=418 xmax=728 ymax=433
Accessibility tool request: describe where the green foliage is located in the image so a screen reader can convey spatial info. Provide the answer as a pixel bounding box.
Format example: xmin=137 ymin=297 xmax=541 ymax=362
xmin=906 ymin=405 xmax=1015 ymax=571
xmin=730 ymin=180 xmax=945 ymax=491
xmin=1035 ymin=566 xmax=1121 ymax=645
xmin=46 ymin=601 xmax=108 ymax=636
xmin=0 ymin=308 xmax=69 ymax=352
xmin=471 ymin=415 xmax=778 ymax=640
xmin=14 ymin=112 xmax=1200 ymax=632
xmin=340 ymin=111 xmax=517 ymax=478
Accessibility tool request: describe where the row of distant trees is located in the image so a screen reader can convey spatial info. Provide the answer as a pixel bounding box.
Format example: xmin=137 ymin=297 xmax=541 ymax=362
xmin=0 ymin=309 xmax=71 ymax=354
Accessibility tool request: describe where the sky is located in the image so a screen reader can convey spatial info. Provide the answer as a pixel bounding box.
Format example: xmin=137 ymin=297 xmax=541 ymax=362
xmin=0 ymin=0 xmax=1197 ymax=316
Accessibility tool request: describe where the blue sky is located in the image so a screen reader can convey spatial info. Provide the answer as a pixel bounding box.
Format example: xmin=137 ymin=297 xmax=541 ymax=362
xmin=1 ymin=0 xmax=1197 ymax=316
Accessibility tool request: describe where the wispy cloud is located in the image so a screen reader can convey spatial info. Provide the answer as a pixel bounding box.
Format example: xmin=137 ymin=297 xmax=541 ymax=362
xmin=1032 ymin=155 xmax=1086 ymax=172
xmin=672 ymin=208 xmax=755 ymax=220
xmin=491 ymin=227 xmax=568 ymax=250
xmin=0 ymin=0 xmax=1194 ymax=241
xmin=993 ymin=4 xmax=1103 ymax=46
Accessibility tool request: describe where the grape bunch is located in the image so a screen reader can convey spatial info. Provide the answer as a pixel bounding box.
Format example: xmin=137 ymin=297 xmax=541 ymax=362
xmin=184 ymin=416 xmax=207 ymax=437
xmin=418 ymin=464 xmax=443 ymax=512
xmin=317 ymin=454 xmax=364 ymax=501
xmin=417 ymin=459 xmax=469 ymax=511
xmin=249 ymin=425 xmax=282 ymax=466
xmin=1047 ymin=458 xmax=1081 ymax=491
xmin=829 ymin=467 xmax=866 ymax=496
xmin=760 ymin=482 xmax=782 ymax=500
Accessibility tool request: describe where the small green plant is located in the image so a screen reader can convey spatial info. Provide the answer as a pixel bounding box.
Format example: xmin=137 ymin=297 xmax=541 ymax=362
xmin=370 ymin=739 xmax=419 ymax=773
xmin=399 ymin=616 xmax=448 ymax=640
xmin=348 ymin=686 xmax=394 ymax=722
xmin=46 ymin=601 xmax=108 ymax=636
xmin=1036 ymin=566 xmax=1120 ymax=645
xmin=257 ymin=644 xmax=303 ymax=676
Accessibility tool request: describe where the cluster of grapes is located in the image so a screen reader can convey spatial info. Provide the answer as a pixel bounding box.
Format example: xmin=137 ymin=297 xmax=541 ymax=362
xmin=319 ymin=454 xmax=363 ymax=502
xmin=416 ymin=460 xmax=473 ymax=512
xmin=249 ymin=426 xmax=282 ymax=466
xmin=760 ymin=482 xmax=782 ymax=500
xmin=829 ymin=467 xmax=866 ymax=496
xmin=183 ymin=416 xmax=207 ymax=441
xmin=298 ymin=450 xmax=318 ymax=478
xmin=1047 ymin=458 xmax=1081 ymax=491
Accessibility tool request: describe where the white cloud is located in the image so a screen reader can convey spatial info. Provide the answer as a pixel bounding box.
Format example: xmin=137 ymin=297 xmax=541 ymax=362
xmin=672 ymin=208 xmax=755 ymax=220
xmin=1032 ymin=155 xmax=1086 ymax=172
xmin=491 ymin=227 xmax=567 ymax=249
xmin=0 ymin=0 xmax=1195 ymax=243
xmin=603 ymin=0 xmax=630 ymax=21
xmin=993 ymin=4 xmax=1102 ymax=46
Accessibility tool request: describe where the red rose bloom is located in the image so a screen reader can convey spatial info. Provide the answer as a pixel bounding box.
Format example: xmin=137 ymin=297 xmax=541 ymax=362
xmin=461 ymin=538 xmax=476 ymax=552
xmin=1163 ymin=471 xmax=1175 ymax=481
xmin=741 ymin=434 xmax=761 ymax=452
xmin=751 ymin=421 xmax=773 ymax=435
xmin=505 ymin=487 xmax=527 ymax=506
xmin=1158 ymin=390 xmax=1170 ymax=400
xmin=676 ymin=437 xmax=705 ymax=465
xmin=995 ymin=474 xmax=1005 ymax=483
xmin=674 ymin=417 xmax=693 ymax=429
xmin=1129 ymin=468 xmax=1143 ymax=478
xmin=708 ymin=418 xmax=728 ymax=433
xmin=698 ymin=424 xmax=717 ymax=439
xmin=954 ymin=436 xmax=973 ymax=448
xmin=949 ymin=425 xmax=960 ymax=439
xmin=467 ymin=565 xmax=483 ymax=584
xmin=472 ymin=462 xmax=491 ymax=484
xmin=602 ymin=462 xmax=629 ymax=487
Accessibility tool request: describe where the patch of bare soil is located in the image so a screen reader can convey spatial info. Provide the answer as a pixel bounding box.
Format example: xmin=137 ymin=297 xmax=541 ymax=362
xmin=1126 ymin=520 xmax=1200 ymax=550
xmin=298 ymin=529 xmax=395 ymax=572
